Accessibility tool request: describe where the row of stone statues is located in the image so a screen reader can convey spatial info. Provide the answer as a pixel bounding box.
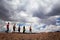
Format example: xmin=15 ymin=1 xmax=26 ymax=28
xmin=5 ymin=22 xmax=32 ymax=33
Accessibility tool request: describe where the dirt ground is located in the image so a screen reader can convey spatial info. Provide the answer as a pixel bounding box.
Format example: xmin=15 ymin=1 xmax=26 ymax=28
xmin=0 ymin=32 xmax=60 ymax=40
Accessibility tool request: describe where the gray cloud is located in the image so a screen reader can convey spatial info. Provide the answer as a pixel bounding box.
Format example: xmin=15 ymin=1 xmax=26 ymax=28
xmin=0 ymin=0 xmax=60 ymax=25
xmin=0 ymin=7 xmax=10 ymax=21
xmin=47 ymin=4 xmax=60 ymax=16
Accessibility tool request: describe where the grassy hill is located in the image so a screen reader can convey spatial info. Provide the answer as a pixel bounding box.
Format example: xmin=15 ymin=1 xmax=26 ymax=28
xmin=0 ymin=32 xmax=60 ymax=40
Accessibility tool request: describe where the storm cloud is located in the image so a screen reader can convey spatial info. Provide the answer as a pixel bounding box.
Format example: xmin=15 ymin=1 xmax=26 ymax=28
xmin=0 ymin=0 xmax=60 ymax=22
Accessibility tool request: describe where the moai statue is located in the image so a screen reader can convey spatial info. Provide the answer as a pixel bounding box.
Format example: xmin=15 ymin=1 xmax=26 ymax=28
xmin=13 ymin=24 xmax=16 ymax=32
xmin=6 ymin=22 xmax=9 ymax=33
xmin=23 ymin=26 xmax=26 ymax=33
xmin=18 ymin=25 xmax=20 ymax=32
xmin=29 ymin=26 xmax=32 ymax=33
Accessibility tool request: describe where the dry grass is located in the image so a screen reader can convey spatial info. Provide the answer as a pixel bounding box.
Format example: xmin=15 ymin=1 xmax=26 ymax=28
xmin=0 ymin=32 xmax=60 ymax=40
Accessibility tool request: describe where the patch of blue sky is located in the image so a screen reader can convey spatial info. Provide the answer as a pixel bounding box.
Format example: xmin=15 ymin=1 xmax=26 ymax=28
xmin=34 ymin=24 xmax=47 ymax=30
xmin=17 ymin=23 xmax=26 ymax=27
xmin=57 ymin=17 xmax=60 ymax=21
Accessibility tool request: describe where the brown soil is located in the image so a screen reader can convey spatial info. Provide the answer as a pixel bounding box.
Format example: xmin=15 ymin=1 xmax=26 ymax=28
xmin=0 ymin=32 xmax=60 ymax=40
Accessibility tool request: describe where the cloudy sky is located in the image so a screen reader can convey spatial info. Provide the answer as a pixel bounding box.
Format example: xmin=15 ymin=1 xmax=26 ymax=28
xmin=0 ymin=0 xmax=60 ymax=32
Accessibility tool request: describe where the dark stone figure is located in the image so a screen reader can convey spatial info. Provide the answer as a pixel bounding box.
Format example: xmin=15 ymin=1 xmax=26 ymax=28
xmin=29 ymin=26 xmax=32 ymax=33
xmin=18 ymin=25 xmax=20 ymax=32
xmin=5 ymin=22 xmax=9 ymax=33
xmin=56 ymin=31 xmax=60 ymax=32
xmin=23 ymin=26 xmax=25 ymax=33
xmin=13 ymin=24 xmax=16 ymax=32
